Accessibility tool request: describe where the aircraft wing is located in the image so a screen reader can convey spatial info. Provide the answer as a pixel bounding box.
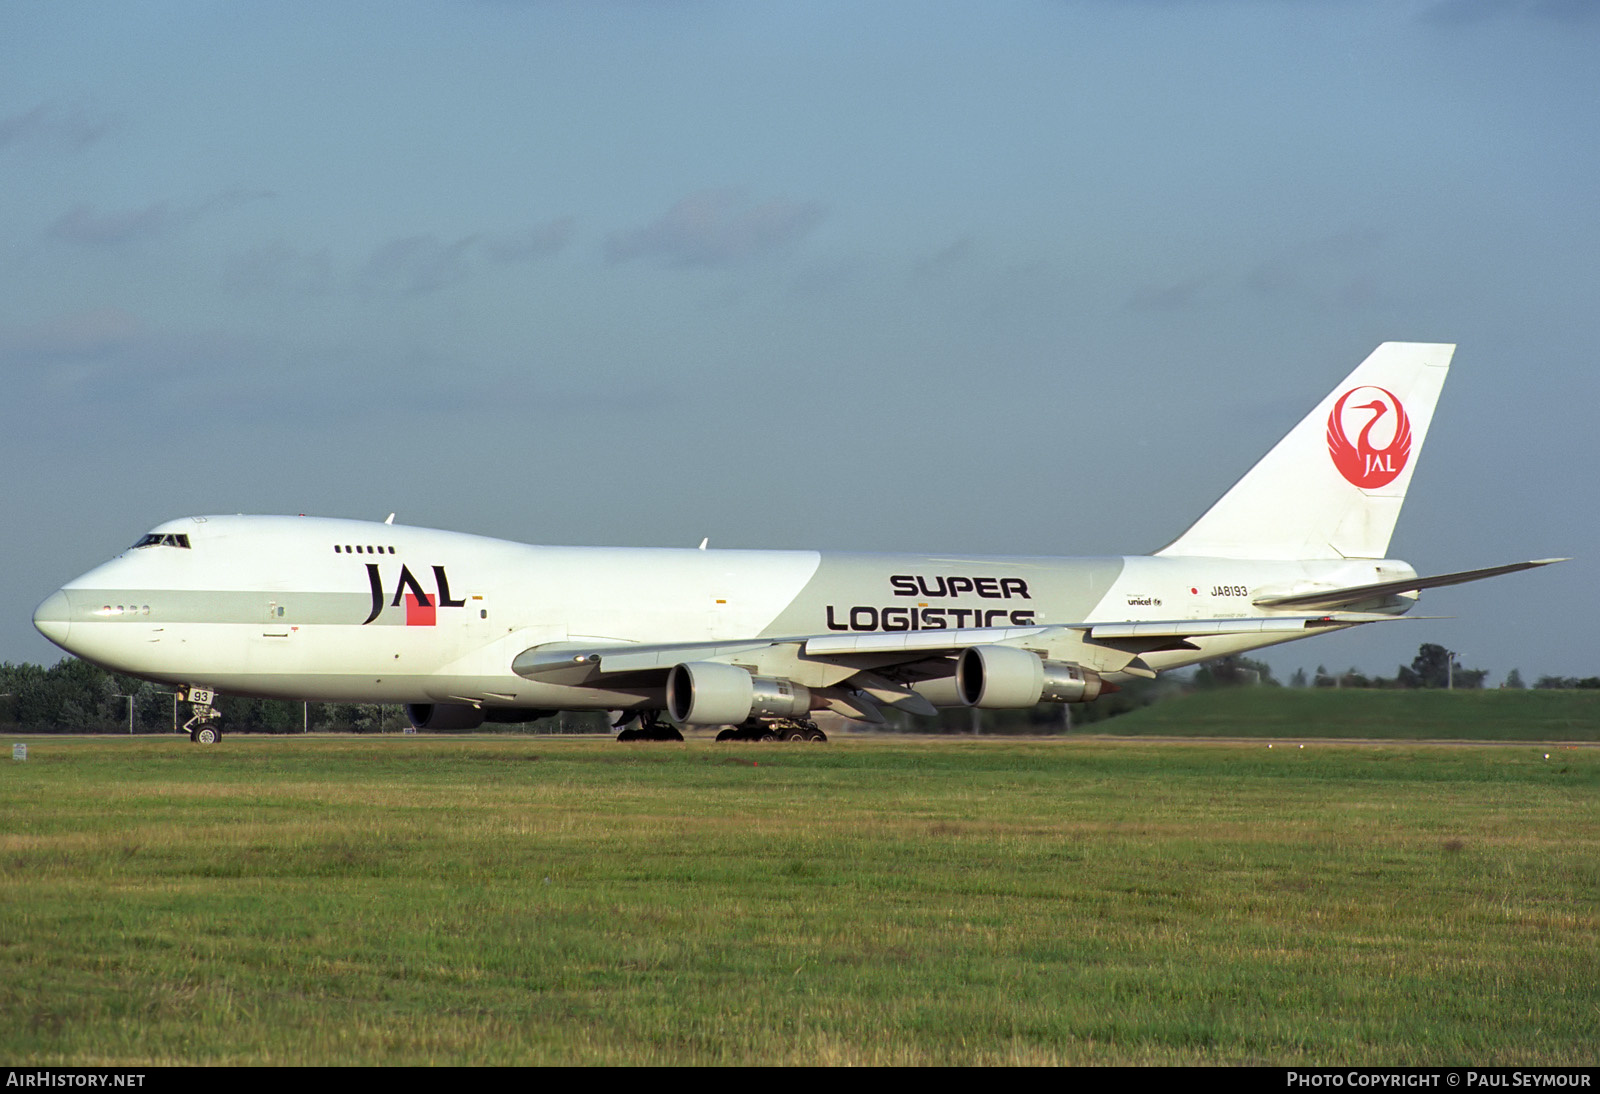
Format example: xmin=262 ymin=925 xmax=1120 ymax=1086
xmin=514 ymin=639 xmax=790 ymax=679
xmin=1251 ymin=559 xmax=1567 ymax=611
xmin=512 ymin=615 xmax=1390 ymax=679
xmin=510 ymin=612 xmax=1403 ymax=721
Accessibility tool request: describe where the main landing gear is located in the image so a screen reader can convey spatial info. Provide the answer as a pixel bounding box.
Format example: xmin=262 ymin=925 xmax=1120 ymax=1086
xmin=614 ymin=710 xmax=684 ymax=742
xmin=715 ymin=718 xmax=827 ymax=743
xmin=613 ymin=711 xmax=829 ymax=742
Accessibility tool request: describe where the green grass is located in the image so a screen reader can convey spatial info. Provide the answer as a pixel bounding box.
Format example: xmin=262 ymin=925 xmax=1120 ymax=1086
xmin=2 ymin=735 xmax=1596 ymax=1064
xmin=1095 ymin=687 xmax=1600 ymax=740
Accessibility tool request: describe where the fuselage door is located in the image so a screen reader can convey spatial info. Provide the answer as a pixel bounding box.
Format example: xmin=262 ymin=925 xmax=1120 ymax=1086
xmin=264 ymin=599 xmax=291 ymax=636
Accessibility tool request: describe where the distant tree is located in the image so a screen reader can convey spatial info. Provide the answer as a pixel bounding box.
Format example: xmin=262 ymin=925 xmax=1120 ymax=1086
xmin=1192 ymin=655 xmax=1277 ymax=689
xmin=1340 ymin=667 xmax=1372 ymax=688
xmin=1290 ymin=667 xmax=1308 ymax=688
xmin=0 ymin=662 xmax=46 ymax=727
xmin=1399 ymin=643 xmax=1451 ymax=689
xmin=1398 ymin=644 xmax=1486 ymax=689
xmin=1313 ymin=664 xmax=1336 ymax=688
xmin=1503 ymin=668 xmax=1525 ymax=689
xmin=1535 ymin=675 xmax=1600 ymax=690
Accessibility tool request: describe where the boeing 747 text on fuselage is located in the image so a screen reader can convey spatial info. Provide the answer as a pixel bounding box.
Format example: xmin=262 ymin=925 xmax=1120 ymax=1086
xmin=33 ymin=343 xmax=1562 ymax=742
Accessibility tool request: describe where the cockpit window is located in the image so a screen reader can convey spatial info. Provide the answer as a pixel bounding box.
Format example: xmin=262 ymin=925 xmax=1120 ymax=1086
xmin=131 ymin=533 xmax=191 ymax=550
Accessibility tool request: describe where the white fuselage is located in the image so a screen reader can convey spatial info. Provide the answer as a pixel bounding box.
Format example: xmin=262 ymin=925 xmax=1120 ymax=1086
xmin=34 ymin=514 xmax=1415 ymax=711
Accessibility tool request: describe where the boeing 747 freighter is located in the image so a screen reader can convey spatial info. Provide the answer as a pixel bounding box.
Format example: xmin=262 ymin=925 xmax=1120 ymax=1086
xmin=33 ymin=343 xmax=1561 ymax=742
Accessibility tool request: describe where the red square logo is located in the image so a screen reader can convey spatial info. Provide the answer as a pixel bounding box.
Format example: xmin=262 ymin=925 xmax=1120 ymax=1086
xmin=405 ymin=593 xmax=436 ymax=627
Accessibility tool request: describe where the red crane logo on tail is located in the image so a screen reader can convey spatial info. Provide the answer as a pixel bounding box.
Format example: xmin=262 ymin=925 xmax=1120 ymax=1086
xmin=1327 ymin=386 xmax=1411 ymax=488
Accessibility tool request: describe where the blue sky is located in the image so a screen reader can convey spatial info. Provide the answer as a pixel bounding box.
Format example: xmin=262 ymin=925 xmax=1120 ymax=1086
xmin=3 ymin=0 xmax=1594 ymax=683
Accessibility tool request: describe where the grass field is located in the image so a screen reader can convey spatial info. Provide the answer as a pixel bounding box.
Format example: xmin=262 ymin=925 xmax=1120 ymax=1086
xmin=2 ymin=734 xmax=1596 ymax=1065
xmin=1092 ymin=687 xmax=1600 ymax=741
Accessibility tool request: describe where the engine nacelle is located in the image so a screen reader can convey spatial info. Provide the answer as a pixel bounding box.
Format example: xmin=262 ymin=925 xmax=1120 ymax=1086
xmin=665 ymin=662 xmax=812 ymax=725
xmin=955 ymin=646 xmax=1104 ymax=707
xmin=1038 ymin=661 xmax=1104 ymax=704
xmin=405 ymin=703 xmax=485 ymax=731
xmin=909 ymin=674 xmax=965 ymax=708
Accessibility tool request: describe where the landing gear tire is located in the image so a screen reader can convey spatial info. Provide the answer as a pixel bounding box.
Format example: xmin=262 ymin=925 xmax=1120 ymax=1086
xmin=616 ymin=713 xmax=683 ymax=742
xmin=716 ymin=719 xmax=825 ymax=742
xmin=190 ymin=725 xmax=220 ymax=745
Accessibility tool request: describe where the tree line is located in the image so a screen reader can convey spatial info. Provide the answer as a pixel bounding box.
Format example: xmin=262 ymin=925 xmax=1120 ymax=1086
xmin=0 ymin=658 xmax=609 ymax=735
xmin=1195 ymin=644 xmax=1599 ymax=692
xmin=2 ymin=644 xmax=1594 ymax=736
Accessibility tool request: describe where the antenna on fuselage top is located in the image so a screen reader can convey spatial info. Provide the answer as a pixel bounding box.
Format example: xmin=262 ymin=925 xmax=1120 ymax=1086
xmin=698 ymin=538 xmax=708 ymax=550
xmin=385 ymin=513 xmax=395 ymax=525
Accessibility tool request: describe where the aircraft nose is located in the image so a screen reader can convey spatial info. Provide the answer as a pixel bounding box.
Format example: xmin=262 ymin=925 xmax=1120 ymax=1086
xmin=33 ymin=590 xmax=72 ymax=649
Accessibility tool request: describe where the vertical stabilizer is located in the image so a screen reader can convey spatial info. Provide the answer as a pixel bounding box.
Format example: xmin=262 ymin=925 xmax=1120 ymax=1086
xmin=1155 ymin=342 xmax=1455 ymax=560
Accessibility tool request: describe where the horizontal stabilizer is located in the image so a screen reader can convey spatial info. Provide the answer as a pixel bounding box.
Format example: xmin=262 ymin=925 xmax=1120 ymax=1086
xmin=1252 ymin=558 xmax=1568 ymax=611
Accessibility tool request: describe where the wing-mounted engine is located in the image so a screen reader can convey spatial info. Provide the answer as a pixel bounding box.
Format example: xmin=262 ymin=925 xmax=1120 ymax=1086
xmin=940 ymin=645 xmax=1104 ymax=708
xmin=665 ymin=661 xmax=812 ymax=725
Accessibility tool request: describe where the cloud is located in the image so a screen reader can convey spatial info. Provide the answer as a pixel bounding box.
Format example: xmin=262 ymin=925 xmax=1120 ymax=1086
xmin=0 ymin=308 xmax=145 ymax=364
xmin=913 ymin=237 xmax=977 ymax=277
xmin=1120 ymin=228 xmax=1388 ymax=314
xmin=0 ymin=307 xmax=272 ymax=419
xmin=223 ymin=244 xmax=334 ymax=297
xmin=48 ymin=202 xmax=176 ymax=246
xmin=47 ymin=189 xmax=273 ymax=248
xmin=484 ymin=216 xmax=575 ymax=263
xmin=1244 ymin=227 xmax=1389 ymax=308
xmin=0 ymin=101 xmax=118 ymax=153
xmin=358 ymin=216 xmax=574 ymax=294
xmin=605 ymin=190 xmax=825 ymax=268
xmin=359 ymin=234 xmax=479 ymax=295
xmin=1127 ymin=277 xmax=1207 ymax=312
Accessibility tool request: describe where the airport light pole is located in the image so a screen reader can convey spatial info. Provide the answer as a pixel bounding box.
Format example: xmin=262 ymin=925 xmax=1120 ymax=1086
xmin=112 ymin=693 xmax=133 ymax=734
xmin=153 ymin=691 xmax=177 ymax=733
xmin=138 ymin=691 xmax=179 ymax=732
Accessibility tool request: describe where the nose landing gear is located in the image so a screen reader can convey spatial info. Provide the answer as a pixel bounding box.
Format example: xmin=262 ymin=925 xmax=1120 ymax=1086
xmin=180 ymin=687 xmax=223 ymax=744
